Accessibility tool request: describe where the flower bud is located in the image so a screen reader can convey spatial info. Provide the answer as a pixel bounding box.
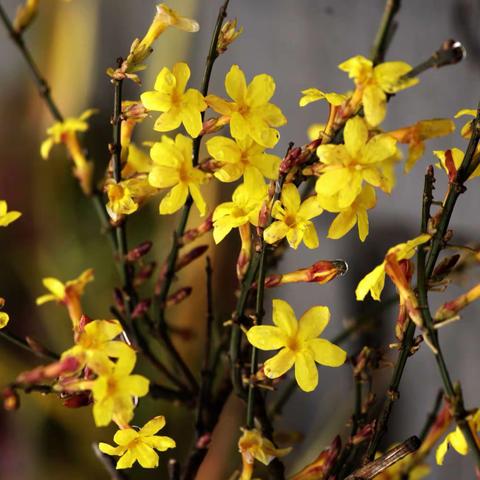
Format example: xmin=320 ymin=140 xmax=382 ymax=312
xmin=165 ymin=287 xmax=192 ymax=308
xmin=217 ymin=19 xmax=243 ymax=54
xmin=131 ymin=299 xmax=152 ymax=319
xmin=62 ymin=392 xmax=92 ymax=408
xmin=3 ymin=387 xmax=20 ymax=411
xmin=263 ymin=260 xmax=347 ymax=288
xmin=126 ymin=241 xmax=153 ymax=262
xmin=181 ymin=214 xmax=213 ymax=245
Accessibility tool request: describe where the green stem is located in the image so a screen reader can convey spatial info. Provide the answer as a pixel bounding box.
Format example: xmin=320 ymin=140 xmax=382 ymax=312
xmin=371 ymin=0 xmax=401 ymax=65
xmin=0 ymin=329 xmax=58 ymax=361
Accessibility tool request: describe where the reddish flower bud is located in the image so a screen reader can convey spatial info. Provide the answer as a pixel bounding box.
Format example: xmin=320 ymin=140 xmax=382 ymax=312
xmin=126 ymin=241 xmax=153 ymax=262
xmin=131 ymin=299 xmax=152 ymax=319
xmin=181 ymin=214 xmax=213 ymax=245
xmin=165 ymin=287 xmax=192 ymax=308
xmin=62 ymin=391 xmax=92 ymax=408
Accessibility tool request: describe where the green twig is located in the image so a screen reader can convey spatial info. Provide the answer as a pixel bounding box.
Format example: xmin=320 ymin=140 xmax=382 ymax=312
xmin=371 ymin=0 xmax=402 ymax=65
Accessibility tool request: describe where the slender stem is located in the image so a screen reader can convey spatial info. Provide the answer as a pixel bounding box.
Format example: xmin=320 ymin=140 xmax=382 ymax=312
xmin=371 ymin=0 xmax=401 ymax=65
xmin=419 ymin=389 xmax=444 ymax=442
xmin=0 ymin=329 xmax=58 ymax=361
xmin=92 ymin=443 xmax=129 ymax=480
xmin=151 ymin=0 xmax=230 ymax=394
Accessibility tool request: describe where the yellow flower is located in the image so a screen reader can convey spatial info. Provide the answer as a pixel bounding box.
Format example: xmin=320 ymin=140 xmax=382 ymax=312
xmin=40 ymin=109 xmax=96 ymax=195
xmin=246 ymin=299 xmax=346 ymax=392
xmin=339 ymin=55 xmax=418 ymax=126
xmin=140 ymin=63 xmax=207 ymax=138
xmin=0 ymin=200 xmax=21 ymax=227
xmin=316 ymin=116 xmax=399 ymax=208
xmin=264 ymin=184 xmax=323 ymax=250
xmin=0 ymin=297 xmax=9 ymax=329
xmin=238 ymin=428 xmax=291 ymax=480
xmin=454 ymin=108 xmax=476 ymax=138
xmin=212 ymin=168 xmax=267 ymax=243
xmin=89 ymin=354 xmax=149 ymax=427
xmin=355 ymin=234 xmax=431 ymax=301
xmin=387 ymin=119 xmax=455 ymax=173
xmin=148 ymin=134 xmax=207 ymax=215
xmin=36 ymin=269 xmax=94 ymax=329
xmin=62 ymin=319 xmax=135 ymax=373
xmin=108 ymin=5 xmax=199 ymax=84
xmin=436 ymin=410 xmax=480 ymax=465
xmin=99 ymin=416 xmax=176 ymax=469
xmin=299 ymin=88 xmax=348 ymax=107
xmin=106 ymin=177 xmax=157 ymax=221
xmin=318 ymin=184 xmax=376 ymax=242
xmin=206 ymin=135 xmax=280 ymax=182
xmin=206 ymin=65 xmax=287 ymax=148
xmin=434 ymin=148 xmax=480 ymax=180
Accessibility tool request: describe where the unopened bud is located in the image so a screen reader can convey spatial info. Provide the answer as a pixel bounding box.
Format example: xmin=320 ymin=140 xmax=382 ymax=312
xmin=131 ymin=299 xmax=152 ymax=319
xmin=113 ymin=288 xmax=125 ymax=312
xmin=126 ymin=241 xmax=153 ymax=262
xmin=217 ymin=19 xmax=243 ymax=54
xmin=122 ymin=100 xmax=148 ymax=122
xmin=196 ymin=433 xmax=212 ymax=449
xmin=435 ymin=283 xmax=480 ymax=323
xmin=134 ymin=261 xmax=157 ymax=287
xmin=181 ymin=214 xmax=213 ymax=245
xmin=352 ymin=423 xmax=375 ymax=445
xmin=279 ymin=146 xmax=302 ymax=175
xmin=3 ymin=387 xmax=20 ymax=411
xmin=165 ymin=287 xmax=192 ymax=308
xmin=25 ymin=336 xmax=54 ymax=357
xmin=432 ymin=254 xmax=460 ymax=281
xmin=17 ymin=356 xmax=80 ymax=384
xmin=200 ymin=115 xmax=230 ymax=135
xmin=264 ymin=260 xmax=347 ymax=288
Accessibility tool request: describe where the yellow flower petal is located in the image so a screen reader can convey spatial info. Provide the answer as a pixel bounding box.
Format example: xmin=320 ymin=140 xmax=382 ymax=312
xmin=344 ymin=116 xmax=368 ymax=157
xmin=247 ymin=74 xmax=275 ymax=107
xmin=308 ymin=338 xmax=346 ymax=367
xmin=356 ymin=263 xmax=386 ymax=301
xmin=225 ymin=65 xmax=247 ymax=103
xmin=294 ymin=350 xmax=318 ymax=392
xmin=297 ymin=306 xmax=330 ymax=340
xmin=363 ymin=84 xmax=386 ymax=127
xmin=272 ymin=299 xmax=297 ymax=336
xmin=263 ymin=348 xmax=295 ymax=379
xmin=159 ymin=183 xmax=189 ymax=215
xmin=0 ymin=312 xmax=9 ymax=329
xmin=264 ymin=221 xmax=289 ymax=245
xmin=140 ymin=416 xmax=166 ymax=436
xmin=246 ymin=325 xmax=287 ymax=350
xmin=327 ymin=210 xmax=357 ymax=240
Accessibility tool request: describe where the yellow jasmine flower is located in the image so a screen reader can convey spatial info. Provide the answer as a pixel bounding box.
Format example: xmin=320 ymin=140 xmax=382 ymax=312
xmin=318 ymin=184 xmax=376 ymax=242
xmin=212 ymin=168 xmax=267 ymax=243
xmin=434 ymin=148 xmax=480 ymax=180
xmin=246 ymin=299 xmax=346 ymax=392
xmin=36 ymin=269 xmax=94 ymax=329
xmin=106 ymin=176 xmax=157 ymax=221
xmin=206 ymin=65 xmax=287 ymax=148
xmin=339 ymin=55 xmax=418 ymax=126
xmin=387 ymin=119 xmax=455 ymax=173
xmin=299 ymin=88 xmax=348 ymax=107
xmin=436 ymin=410 xmax=480 ymax=465
xmin=316 ymin=116 xmax=399 ymax=208
xmin=99 ymin=416 xmax=176 ymax=469
xmin=454 ymin=108 xmax=476 ymax=138
xmin=238 ymin=428 xmax=291 ymax=480
xmin=140 ymin=63 xmax=207 ymax=138
xmin=40 ymin=109 xmax=96 ymax=195
xmin=355 ymin=234 xmax=431 ymax=301
xmin=88 ymin=354 xmax=149 ymax=427
xmin=205 ymin=135 xmax=280 ymax=182
xmin=264 ymin=184 xmax=323 ymax=249
xmin=148 ymin=134 xmax=207 ymax=215
xmin=0 ymin=297 xmax=9 ymax=329
xmin=62 ymin=319 xmax=135 ymax=373
xmin=0 ymin=200 xmax=21 ymax=227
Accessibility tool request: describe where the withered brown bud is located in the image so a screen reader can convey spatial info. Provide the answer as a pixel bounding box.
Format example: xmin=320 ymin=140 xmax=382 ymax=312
xmin=131 ymin=299 xmax=152 ymax=319
xmin=62 ymin=392 xmax=92 ymax=408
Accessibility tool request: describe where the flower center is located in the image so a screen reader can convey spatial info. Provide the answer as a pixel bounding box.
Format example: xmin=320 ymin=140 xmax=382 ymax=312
xmin=287 ymin=337 xmax=301 ymax=353
xmin=283 ymin=214 xmax=297 ymax=227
